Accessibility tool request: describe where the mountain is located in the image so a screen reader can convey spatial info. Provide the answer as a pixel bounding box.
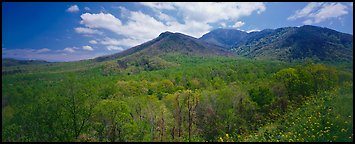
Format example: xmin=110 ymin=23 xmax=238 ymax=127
xmin=2 ymin=58 xmax=50 ymax=67
xmin=199 ymin=28 xmax=248 ymax=48
xmin=198 ymin=25 xmax=353 ymax=62
xmin=231 ymin=25 xmax=353 ymax=62
xmin=234 ymin=29 xmax=275 ymax=48
xmin=95 ymin=31 xmax=232 ymax=62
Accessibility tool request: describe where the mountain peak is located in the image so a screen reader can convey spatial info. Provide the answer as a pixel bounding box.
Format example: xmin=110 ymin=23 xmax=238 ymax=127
xmin=199 ymin=28 xmax=248 ymax=48
xmin=301 ymin=25 xmax=318 ymax=28
xmin=231 ymin=25 xmax=353 ymax=62
xmin=95 ymin=30 xmax=230 ymax=62
xmin=158 ymin=31 xmax=174 ymax=38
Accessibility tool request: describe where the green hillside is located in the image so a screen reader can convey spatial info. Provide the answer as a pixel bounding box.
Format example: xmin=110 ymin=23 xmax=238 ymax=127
xmin=230 ymin=25 xmax=353 ymax=62
xmin=2 ymin=54 xmax=353 ymax=142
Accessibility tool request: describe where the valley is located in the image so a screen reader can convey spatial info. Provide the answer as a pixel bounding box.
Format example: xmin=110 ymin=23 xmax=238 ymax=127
xmin=2 ymin=25 xmax=353 ymax=142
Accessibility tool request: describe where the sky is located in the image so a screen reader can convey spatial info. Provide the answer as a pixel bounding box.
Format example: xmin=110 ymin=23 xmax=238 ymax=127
xmin=2 ymin=2 xmax=353 ymax=62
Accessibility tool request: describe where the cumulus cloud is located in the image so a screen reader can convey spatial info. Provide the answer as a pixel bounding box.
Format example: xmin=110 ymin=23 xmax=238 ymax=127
xmin=82 ymin=45 xmax=94 ymax=51
xmin=89 ymin=40 xmax=98 ymax=44
xmin=74 ymin=27 xmax=103 ymax=35
xmin=142 ymin=2 xmax=265 ymax=23
xmin=79 ymin=12 xmax=165 ymax=47
xmin=36 ymin=48 xmax=51 ymax=53
xmin=99 ymin=37 xmax=141 ymax=47
xmin=232 ymin=21 xmax=245 ymax=28
xmin=80 ymin=13 xmax=122 ymax=33
xmin=288 ymin=2 xmax=349 ymax=24
xmin=63 ymin=47 xmax=75 ymax=53
xmin=106 ymin=45 xmax=124 ymax=51
xmin=77 ymin=3 xmax=266 ymax=48
xmin=67 ymin=5 xmax=80 ymax=13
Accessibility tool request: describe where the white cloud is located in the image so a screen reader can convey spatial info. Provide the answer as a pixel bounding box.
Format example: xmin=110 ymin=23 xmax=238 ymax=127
xmin=36 ymin=48 xmax=51 ymax=53
xmin=79 ymin=12 xmax=166 ymax=47
xmin=156 ymin=11 xmax=176 ymax=23
xmin=84 ymin=7 xmax=91 ymax=11
xmin=139 ymin=2 xmax=176 ymax=10
xmin=82 ymin=45 xmax=94 ymax=51
xmin=142 ymin=2 xmax=265 ymax=23
xmin=288 ymin=2 xmax=349 ymax=24
xmin=63 ymin=47 xmax=75 ymax=53
xmin=125 ymin=11 xmax=168 ymax=39
xmin=80 ymin=13 xmax=122 ymax=33
xmin=99 ymin=37 xmax=141 ymax=47
xmin=312 ymin=3 xmax=348 ymax=24
xmin=77 ymin=3 xmax=266 ymax=49
xmin=74 ymin=27 xmax=103 ymax=35
xmin=106 ymin=45 xmax=124 ymax=51
xmin=80 ymin=11 xmax=210 ymax=42
xmin=288 ymin=2 xmax=323 ymax=20
xmin=232 ymin=21 xmax=245 ymax=28
xmin=118 ymin=6 xmax=130 ymax=17
xmin=246 ymin=29 xmax=260 ymax=33
xmin=220 ymin=22 xmax=226 ymax=27
xmin=67 ymin=5 xmax=80 ymax=13
xmin=89 ymin=40 xmax=98 ymax=44
xmin=303 ymin=19 xmax=313 ymax=25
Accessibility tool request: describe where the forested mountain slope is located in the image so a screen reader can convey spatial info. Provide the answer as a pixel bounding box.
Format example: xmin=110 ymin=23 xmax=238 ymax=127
xmin=2 ymin=25 xmax=353 ymax=142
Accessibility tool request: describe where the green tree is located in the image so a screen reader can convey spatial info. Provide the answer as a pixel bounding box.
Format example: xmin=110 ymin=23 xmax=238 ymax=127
xmin=248 ymin=87 xmax=275 ymax=108
xmin=92 ymin=100 xmax=132 ymax=142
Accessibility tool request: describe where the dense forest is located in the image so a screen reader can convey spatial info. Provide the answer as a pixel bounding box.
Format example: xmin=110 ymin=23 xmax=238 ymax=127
xmin=2 ymin=54 xmax=353 ymax=142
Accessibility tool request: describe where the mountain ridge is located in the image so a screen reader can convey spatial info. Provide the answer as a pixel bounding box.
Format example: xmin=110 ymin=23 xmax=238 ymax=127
xmin=3 ymin=25 xmax=352 ymax=64
xmin=230 ymin=25 xmax=353 ymax=62
xmin=95 ymin=31 xmax=232 ymax=62
xmin=199 ymin=28 xmax=248 ymax=48
xmin=2 ymin=58 xmax=51 ymax=67
xmin=198 ymin=25 xmax=352 ymax=62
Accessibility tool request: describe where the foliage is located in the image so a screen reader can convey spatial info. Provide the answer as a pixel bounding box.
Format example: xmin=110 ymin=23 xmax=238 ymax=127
xmin=2 ymin=55 xmax=352 ymax=142
xmin=248 ymin=87 xmax=275 ymax=108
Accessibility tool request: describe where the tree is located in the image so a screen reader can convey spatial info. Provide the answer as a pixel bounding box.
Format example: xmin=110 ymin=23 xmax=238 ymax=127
xmin=60 ymin=74 xmax=98 ymax=141
xmin=182 ymin=90 xmax=199 ymax=142
xmin=273 ymin=68 xmax=305 ymax=100
xmin=92 ymin=100 xmax=131 ymax=142
xmin=195 ymin=90 xmax=220 ymax=141
xmin=173 ymin=92 xmax=183 ymax=141
xmin=248 ymin=87 xmax=275 ymax=108
xmin=274 ymin=64 xmax=339 ymax=101
xmin=304 ymin=64 xmax=338 ymax=93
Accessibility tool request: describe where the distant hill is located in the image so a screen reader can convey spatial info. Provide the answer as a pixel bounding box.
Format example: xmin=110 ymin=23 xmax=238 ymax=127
xmin=94 ymin=31 xmax=233 ymax=73
xmin=231 ymin=25 xmax=353 ymax=62
xmin=199 ymin=28 xmax=248 ymax=48
xmin=95 ymin=31 xmax=232 ymax=62
xmin=2 ymin=58 xmax=50 ymax=67
xmin=92 ymin=25 xmax=354 ymax=64
xmin=198 ymin=25 xmax=353 ymax=62
xmin=234 ymin=29 xmax=275 ymax=48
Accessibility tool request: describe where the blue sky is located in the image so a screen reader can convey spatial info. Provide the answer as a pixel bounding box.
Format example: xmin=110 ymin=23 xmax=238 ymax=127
xmin=2 ymin=2 xmax=353 ymax=62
